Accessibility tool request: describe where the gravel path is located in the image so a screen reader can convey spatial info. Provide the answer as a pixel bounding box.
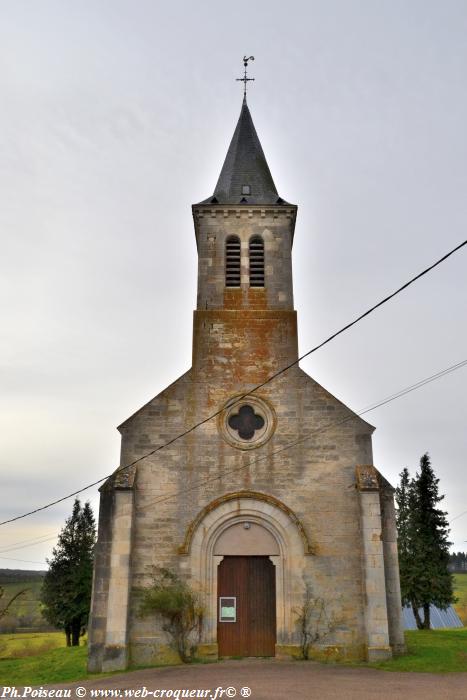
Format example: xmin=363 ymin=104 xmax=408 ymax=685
xmin=39 ymin=659 xmax=467 ymax=700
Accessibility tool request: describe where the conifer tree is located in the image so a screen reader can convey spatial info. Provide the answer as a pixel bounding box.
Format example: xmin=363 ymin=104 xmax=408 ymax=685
xmin=395 ymin=466 xmax=413 ymax=605
xmin=41 ymin=499 xmax=96 ymax=646
xmin=395 ymin=454 xmax=455 ymax=629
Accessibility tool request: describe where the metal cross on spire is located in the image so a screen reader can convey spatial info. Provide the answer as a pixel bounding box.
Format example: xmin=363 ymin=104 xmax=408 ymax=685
xmin=236 ymin=55 xmax=255 ymax=99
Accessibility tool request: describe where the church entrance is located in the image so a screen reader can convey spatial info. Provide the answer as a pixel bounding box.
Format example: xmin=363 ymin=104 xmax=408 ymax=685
xmin=217 ymin=556 xmax=276 ymax=657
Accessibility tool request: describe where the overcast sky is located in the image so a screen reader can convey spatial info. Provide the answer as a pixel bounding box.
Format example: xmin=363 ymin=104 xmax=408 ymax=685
xmin=1 ymin=0 xmax=467 ymax=569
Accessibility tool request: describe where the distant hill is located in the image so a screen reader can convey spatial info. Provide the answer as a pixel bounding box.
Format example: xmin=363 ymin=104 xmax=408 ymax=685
xmin=0 ymin=569 xmax=46 ymax=584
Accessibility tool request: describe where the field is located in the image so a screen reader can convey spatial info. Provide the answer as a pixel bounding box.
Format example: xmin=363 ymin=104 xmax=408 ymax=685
xmin=453 ymin=573 xmax=467 ymax=625
xmin=0 ymin=631 xmax=65 ymax=657
xmin=0 ymin=581 xmax=45 ymax=630
xmin=0 ymin=570 xmax=47 ymax=633
xmin=0 ymin=633 xmax=91 ymax=686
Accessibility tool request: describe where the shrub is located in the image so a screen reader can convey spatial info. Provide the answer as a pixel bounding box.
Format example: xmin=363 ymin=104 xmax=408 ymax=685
xmin=139 ymin=568 xmax=204 ymax=663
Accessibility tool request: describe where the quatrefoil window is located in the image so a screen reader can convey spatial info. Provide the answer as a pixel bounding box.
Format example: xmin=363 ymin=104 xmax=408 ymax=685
xmin=228 ymin=405 xmax=265 ymax=440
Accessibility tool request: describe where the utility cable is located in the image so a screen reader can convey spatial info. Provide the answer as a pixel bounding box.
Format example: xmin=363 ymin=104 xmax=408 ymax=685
xmin=0 ymin=532 xmax=57 ymax=552
xmin=6 ymin=358 xmax=465 ymax=556
xmin=357 ymin=359 xmax=467 ymax=414
xmin=0 ymin=238 xmax=466 ymax=527
xmin=137 ymin=357 xmax=467 ymax=512
xmin=0 ymin=535 xmax=58 ymax=555
xmin=450 ymin=510 xmax=467 ymax=523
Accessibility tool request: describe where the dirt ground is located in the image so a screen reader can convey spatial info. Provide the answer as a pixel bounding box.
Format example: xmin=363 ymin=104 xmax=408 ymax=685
xmin=43 ymin=659 xmax=467 ymax=700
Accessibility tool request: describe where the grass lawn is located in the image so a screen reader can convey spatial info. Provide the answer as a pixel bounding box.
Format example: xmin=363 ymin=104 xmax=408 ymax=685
xmin=453 ymin=573 xmax=467 ymax=625
xmin=0 ymin=645 xmax=90 ymax=686
xmin=369 ymin=629 xmax=467 ymax=673
xmin=0 ymin=631 xmax=65 ymax=657
xmin=0 ymin=633 xmax=112 ymax=686
xmin=1 ymin=628 xmax=467 ymax=685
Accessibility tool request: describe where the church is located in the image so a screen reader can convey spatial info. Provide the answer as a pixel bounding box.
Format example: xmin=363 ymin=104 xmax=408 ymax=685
xmin=88 ymin=84 xmax=405 ymax=672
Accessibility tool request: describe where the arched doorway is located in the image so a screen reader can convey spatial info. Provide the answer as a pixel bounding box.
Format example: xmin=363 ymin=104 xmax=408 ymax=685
xmin=181 ymin=492 xmax=313 ymax=656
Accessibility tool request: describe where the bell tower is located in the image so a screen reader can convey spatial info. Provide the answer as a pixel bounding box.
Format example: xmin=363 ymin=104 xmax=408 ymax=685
xmin=192 ymin=97 xmax=298 ymax=385
xmin=88 ymin=73 xmax=405 ymax=673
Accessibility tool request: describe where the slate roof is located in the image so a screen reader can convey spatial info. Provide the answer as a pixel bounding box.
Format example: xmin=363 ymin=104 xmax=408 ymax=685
xmin=197 ymin=97 xmax=290 ymax=206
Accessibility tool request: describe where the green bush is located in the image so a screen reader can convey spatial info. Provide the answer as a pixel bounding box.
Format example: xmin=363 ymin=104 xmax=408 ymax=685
xmin=139 ymin=568 xmax=204 ymax=663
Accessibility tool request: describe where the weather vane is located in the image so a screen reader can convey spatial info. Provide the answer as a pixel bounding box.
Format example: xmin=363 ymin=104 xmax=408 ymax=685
xmin=236 ymin=55 xmax=255 ymax=98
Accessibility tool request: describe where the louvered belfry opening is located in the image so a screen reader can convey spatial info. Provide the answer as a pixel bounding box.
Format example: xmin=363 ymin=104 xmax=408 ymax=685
xmin=225 ymin=236 xmax=241 ymax=287
xmin=249 ymin=236 xmax=265 ymax=287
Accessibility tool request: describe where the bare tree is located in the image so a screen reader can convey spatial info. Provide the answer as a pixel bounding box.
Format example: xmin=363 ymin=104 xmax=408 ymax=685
xmin=0 ymin=586 xmax=28 ymax=620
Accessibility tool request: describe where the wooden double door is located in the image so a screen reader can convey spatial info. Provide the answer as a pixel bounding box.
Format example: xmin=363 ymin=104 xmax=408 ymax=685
xmin=217 ymin=556 xmax=276 ymax=657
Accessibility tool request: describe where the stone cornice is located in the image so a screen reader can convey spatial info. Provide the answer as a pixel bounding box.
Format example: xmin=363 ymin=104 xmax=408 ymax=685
xmin=192 ymin=204 xmax=297 ymax=250
xmin=192 ymin=204 xmax=297 ymax=220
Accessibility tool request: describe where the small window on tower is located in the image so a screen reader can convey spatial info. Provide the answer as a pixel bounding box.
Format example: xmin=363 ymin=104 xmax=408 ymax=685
xmin=225 ymin=236 xmax=241 ymax=287
xmin=242 ymin=185 xmax=251 ymax=195
xmin=249 ymin=236 xmax=265 ymax=287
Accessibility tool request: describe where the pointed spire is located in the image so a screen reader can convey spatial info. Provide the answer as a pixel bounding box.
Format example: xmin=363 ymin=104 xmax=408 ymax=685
xmin=198 ymin=99 xmax=287 ymax=206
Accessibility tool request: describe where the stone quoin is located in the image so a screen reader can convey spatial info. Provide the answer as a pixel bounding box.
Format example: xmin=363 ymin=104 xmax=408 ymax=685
xmin=87 ymin=93 xmax=405 ymax=672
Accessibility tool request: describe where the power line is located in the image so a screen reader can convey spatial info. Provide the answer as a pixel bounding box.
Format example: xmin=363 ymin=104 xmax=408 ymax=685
xmin=137 ymin=357 xmax=467 ymax=512
xmin=3 ymin=363 xmax=466 ymax=562
xmin=1 ymin=357 xmax=466 ymax=541
xmin=9 ymin=360 xmax=460 ymax=544
xmin=0 ymin=532 xmax=57 ymax=552
xmin=357 ymin=359 xmax=467 ymax=414
xmin=0 ymin=535 xmax=58 ymax=555
xmin=1 ymin=238 xmax=466 ymax=528
xmin=450 ymin=509 xmax=467 ymax=524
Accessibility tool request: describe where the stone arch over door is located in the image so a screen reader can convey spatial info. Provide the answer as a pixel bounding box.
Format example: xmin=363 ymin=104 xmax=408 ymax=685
xmin=179 ymin=491 xmax=312 ymax=648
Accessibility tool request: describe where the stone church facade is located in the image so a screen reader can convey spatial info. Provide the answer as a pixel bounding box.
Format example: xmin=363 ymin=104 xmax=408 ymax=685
xmin=88 ymin=97 xmax=405 ymax=672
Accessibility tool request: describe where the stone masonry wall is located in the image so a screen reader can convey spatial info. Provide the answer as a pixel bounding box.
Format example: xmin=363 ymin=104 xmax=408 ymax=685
xmin=88 ymin=203 xmax=402 ymax=669
xmin=117 ymin=362 xmax=374 ymax=664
